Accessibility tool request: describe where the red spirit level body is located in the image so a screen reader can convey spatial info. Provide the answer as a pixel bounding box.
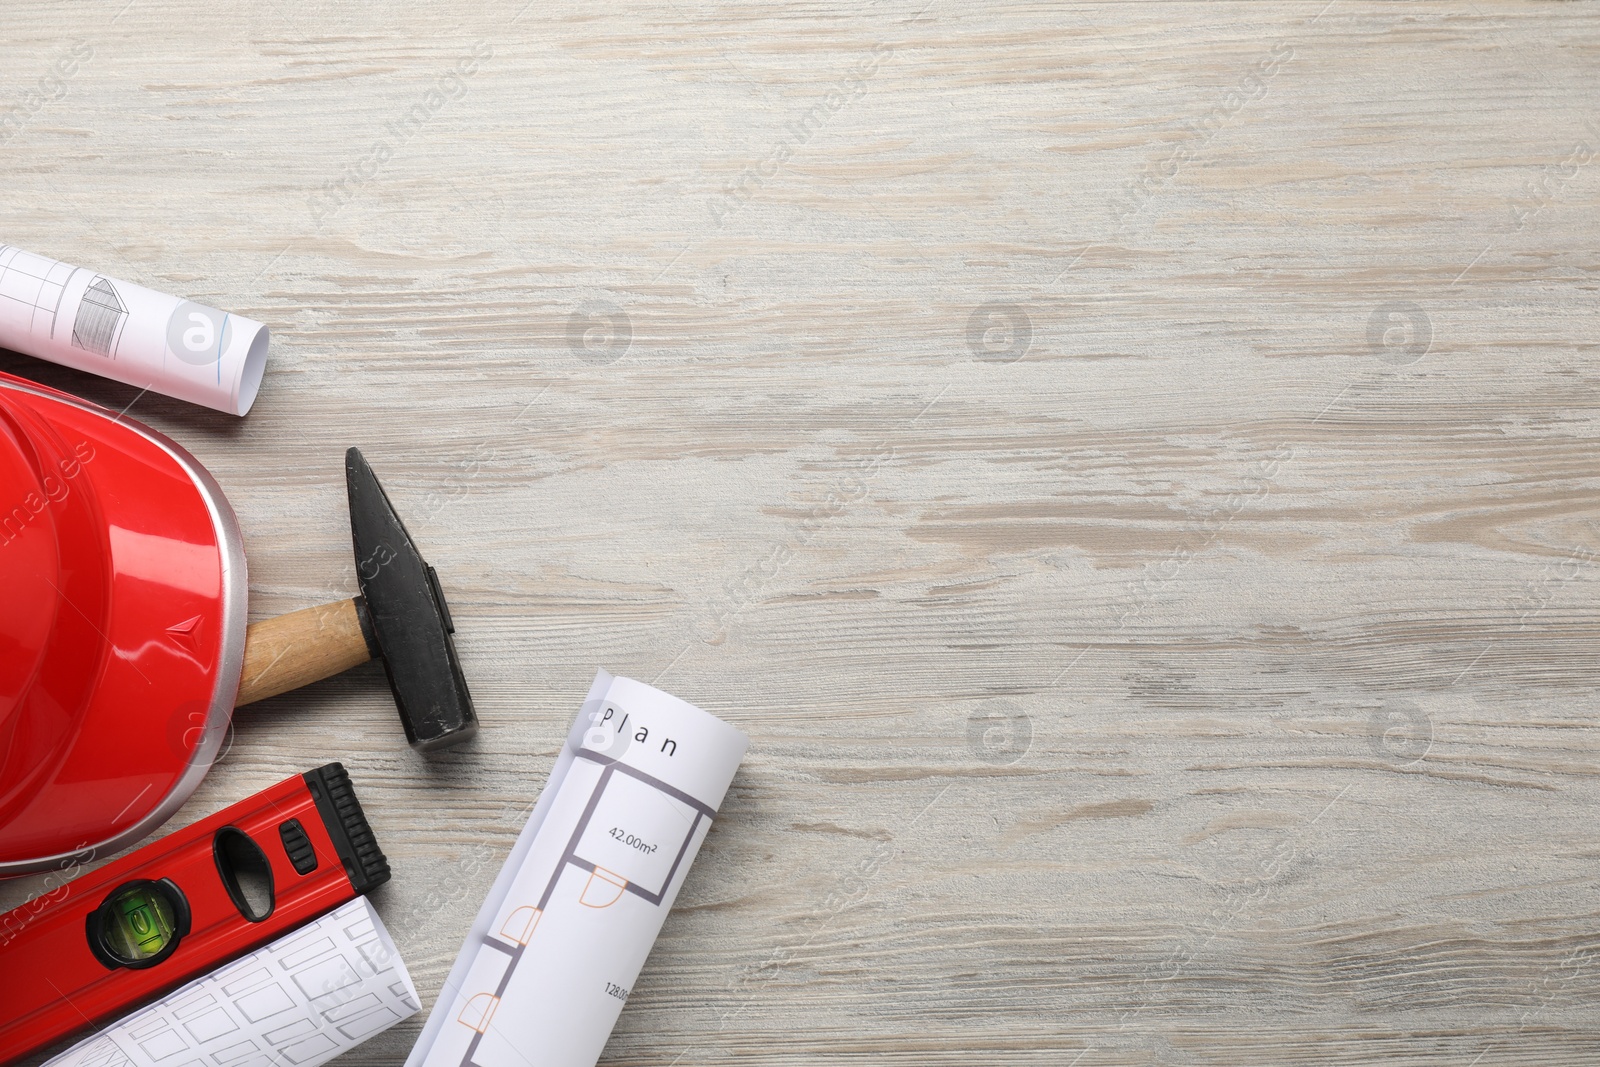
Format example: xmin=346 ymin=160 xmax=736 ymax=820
xmin=0 ymin=763 xmax=388 ymax=1064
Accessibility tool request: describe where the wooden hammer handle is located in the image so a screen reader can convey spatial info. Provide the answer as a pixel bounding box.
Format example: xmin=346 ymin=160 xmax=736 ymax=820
xmin=237 ymin=598 xmax=374 ymax=707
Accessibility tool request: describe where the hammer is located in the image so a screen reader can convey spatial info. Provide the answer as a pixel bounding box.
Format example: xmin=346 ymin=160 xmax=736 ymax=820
xmin=233 ymin=448 xmax=478 ymax=751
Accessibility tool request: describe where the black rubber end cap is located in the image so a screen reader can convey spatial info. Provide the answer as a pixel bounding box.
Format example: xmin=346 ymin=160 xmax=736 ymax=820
xmin=304 ymin=762 xmax=390 ymax=894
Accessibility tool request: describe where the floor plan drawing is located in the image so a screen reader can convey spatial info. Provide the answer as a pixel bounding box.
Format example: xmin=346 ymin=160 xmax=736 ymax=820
xmin=453 ymin=751 xmax=713 ymax=1066
xmin=406 ymin=672 xmax=748 ymax=1067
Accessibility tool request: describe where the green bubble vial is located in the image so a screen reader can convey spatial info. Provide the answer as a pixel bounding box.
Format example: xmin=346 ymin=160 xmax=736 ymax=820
xmin=102 ymin=884 xmax=178 ymax=961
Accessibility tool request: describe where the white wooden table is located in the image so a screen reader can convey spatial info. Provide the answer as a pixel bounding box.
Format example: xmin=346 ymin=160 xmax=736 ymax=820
xmin=5 ymin=2 xmax=1600 ymax=1063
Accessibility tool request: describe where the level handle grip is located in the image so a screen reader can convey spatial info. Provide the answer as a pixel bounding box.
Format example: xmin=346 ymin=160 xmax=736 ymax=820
xmin=237 ymin=598 xmax=375 ymax=706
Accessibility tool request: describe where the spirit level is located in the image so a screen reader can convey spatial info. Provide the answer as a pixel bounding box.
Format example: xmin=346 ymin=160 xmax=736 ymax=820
xmin=0 ymin=763 xmax=389 ymax=1065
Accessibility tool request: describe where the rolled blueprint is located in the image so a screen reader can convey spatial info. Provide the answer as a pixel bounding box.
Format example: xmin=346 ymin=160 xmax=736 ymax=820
xmin=41 ymin=897 xmax=418 ymax=1067
xmin=0 ymin=243 xmax=269 ymax=415
xmin=406 ymin=670 xmax=749 ymax=1067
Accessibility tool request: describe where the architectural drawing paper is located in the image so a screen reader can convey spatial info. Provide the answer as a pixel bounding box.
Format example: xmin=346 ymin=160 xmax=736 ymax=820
xmin=0 ymin=244 xmax=268 ymax=415
xmin=41 ymin=897 xmax=417 ymax=1067
xmin=405 ymin=670 xmax=749 ymax=1067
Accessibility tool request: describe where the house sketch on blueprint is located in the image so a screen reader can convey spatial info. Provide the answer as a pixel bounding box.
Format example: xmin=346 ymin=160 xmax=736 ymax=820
xmin=71 ymin=275 xmax=127 ymax=357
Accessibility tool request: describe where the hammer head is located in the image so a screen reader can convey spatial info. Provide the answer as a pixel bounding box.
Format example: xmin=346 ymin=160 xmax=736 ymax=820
xmin=346 ymin=447 xmax=478 ymax=751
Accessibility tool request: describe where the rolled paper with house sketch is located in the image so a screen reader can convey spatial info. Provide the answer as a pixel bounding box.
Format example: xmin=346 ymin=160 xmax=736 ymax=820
xmin=405 ymin=670 xmax=749 ymax=1067
xmin=39 ymin=896 xmax=419 ymax=1067
xmin=0 ymin=244 xmax=269 ymax=415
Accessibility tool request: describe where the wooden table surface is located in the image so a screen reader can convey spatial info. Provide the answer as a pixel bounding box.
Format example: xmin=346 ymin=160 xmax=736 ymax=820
xmin=5 ymin=2 xmax=1600 ymax=1064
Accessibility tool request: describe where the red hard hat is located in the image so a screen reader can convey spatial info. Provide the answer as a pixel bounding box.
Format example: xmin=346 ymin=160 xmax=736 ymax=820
xmin=0 ymin=370 xmax=246 ymax=877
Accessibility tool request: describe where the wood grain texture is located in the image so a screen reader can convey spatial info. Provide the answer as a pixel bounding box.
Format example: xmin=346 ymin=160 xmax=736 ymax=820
xmin=3 ymin=1 xmax=1600 ymax=1064
xmin=237 ymin=598 xmax=371 ymax=706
